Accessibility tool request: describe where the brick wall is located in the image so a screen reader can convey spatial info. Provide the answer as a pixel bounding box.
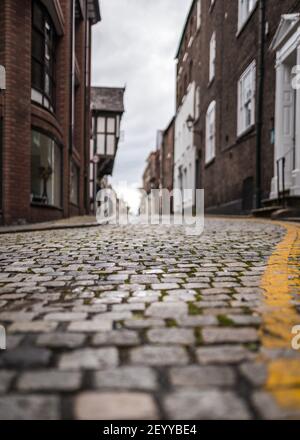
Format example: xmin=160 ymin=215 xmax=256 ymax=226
xmin=0 ymin=0 xmax=96 ymax=225
xmin=175 ymin=0 xmax=300 ymax=214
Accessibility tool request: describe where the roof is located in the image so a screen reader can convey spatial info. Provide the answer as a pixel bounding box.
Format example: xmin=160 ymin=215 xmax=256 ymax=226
xmin=87 ymin=0 xmax=101 ymax=25
xmin=270 ymin=13 xmax=300 ymax=51
xmin=175 ymin=0 xmax=196 ymax=59
xmin=91 ymin=87 xmax=125 ymax=113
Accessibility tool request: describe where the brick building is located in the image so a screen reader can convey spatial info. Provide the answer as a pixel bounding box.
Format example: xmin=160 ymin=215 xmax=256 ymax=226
xmin=0 ymin=0 xmax=100 ymax=225
xmin=89 ymin=86 xmax=125 ymax=212
xmin=174 ymin=0 xmax=300 ymax=215
xmin=160 ymin=117 xmax=175 ymax=193
xmin=142 ymin=150 xmax=160 ymax=195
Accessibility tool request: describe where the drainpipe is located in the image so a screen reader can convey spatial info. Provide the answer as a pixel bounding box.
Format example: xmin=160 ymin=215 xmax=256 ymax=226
xmin=255 ymin=0 xmax=266 ymax=209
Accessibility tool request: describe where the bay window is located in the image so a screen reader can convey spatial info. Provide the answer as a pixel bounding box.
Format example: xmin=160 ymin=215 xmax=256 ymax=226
xmin=31 ymin=1 xmax=56 ymax=112
xmin=31 ymin=130 xmax=62 ymax=207
xmin=94 ymin=115 xmax=117 ymax=156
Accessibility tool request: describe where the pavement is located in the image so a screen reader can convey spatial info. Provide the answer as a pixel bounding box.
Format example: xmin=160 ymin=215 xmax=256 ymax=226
xmin=0 ymin=217 xmax=299 ymax=420
xmin=0 ymin=216 xmax=99 ymax=235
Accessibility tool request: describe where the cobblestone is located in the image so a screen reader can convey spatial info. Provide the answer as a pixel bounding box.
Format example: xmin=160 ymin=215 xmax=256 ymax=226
xmin=75 ymin=392 xmax=158 ymax=420
xmin=0 ymin=218 xmax=293 ymax=420
xmin=93 ymin=367 xmax=158 ymax=391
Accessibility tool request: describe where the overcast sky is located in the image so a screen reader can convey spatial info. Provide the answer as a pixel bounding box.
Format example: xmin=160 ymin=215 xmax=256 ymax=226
xmin=91 ymin=0 xmax=192 ymax=210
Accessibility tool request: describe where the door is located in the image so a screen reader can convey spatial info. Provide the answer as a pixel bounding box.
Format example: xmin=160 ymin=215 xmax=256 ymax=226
xmin=280 ymin=63 xmax=296 ymax=191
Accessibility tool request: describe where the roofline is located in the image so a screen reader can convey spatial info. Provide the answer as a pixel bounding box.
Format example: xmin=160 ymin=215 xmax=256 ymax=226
xmin=175 ymin=0 xmax=196 ymax=59
xmin=164 ymin=115 xmax=175 ymax=134
xmin=89 ymin=0 xmax=101 ymax=25
xmin=92 ymin=85 xmax=126 ymax=91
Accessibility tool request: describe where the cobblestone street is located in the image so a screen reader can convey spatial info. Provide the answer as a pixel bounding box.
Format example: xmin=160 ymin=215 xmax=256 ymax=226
xmin=0 ymin=217 xmax=299 ymax=420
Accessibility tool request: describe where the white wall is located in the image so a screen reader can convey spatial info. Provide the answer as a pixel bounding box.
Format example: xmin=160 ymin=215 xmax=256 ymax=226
xmin=173 ymin=82 xmax=196 ymax=212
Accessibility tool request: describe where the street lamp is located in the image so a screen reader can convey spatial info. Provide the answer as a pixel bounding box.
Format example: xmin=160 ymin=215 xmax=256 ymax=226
xmin=186 ymin=114 xmax=201 ymax=136
xmin=186 ymin=114 xmax=195 ymax=131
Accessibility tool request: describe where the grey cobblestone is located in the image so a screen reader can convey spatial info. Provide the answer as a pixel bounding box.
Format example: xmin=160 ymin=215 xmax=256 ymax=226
xmin=0 ymin=218 xmax=290 ymax=420
xmin=75 ymin=392 xmax=158 ymax=420
xmin=130 ymin=346 xmax=189 ymax=366
xmin=17 ymin=371 xmax=82 ymax=392
xmin=0 ymin=395 xmax=60 ymax=420
xmin=93 ymin=367 xmax=158 ymax=390
xmin=59 ymin=347 xmax=119 ymax=370
xmin=163 ymin=390 xmax=250 ymax=420
xmin=169 ymin=365 xmax=236 ymax=387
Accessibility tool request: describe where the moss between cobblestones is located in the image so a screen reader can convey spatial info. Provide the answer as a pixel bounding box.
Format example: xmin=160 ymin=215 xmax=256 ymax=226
xmin=166 ymin=319 xmax=178 ymax=328
xmin=194 ymin=328 xmax=203 ymax=345
xmin=188 ymin=303 xmax=202 ymax=316
xmin=217 ymin=315 xmax=235 ymax=327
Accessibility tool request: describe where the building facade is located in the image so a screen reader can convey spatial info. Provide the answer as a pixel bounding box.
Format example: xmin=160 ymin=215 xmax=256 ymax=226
xmin=174 ymin=0 xmax=202 ymax=212
xmin=142 ymin=150 xmax=160 ymax=195
xmin=89 ymin=86 xmax=125 ymax=213
xmin=160 ymin=117 xmax=175 ymax=193
xmin=174 ymin=0 xmax=300 ymax=215
xmin=0 ymin=0 xmax=100 ymax=225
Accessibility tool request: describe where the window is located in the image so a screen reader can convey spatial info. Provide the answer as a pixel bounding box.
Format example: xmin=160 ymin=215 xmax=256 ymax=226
xmin=209 ymin=32 xmax=216 ymax=82
xmin=32 ymin=1 xmax=56 ymax=111
xmin=197 ymin=0 xmax=201 ymax=29
xmin=237 ymin=61 xmax=256 ymax=135
xmin=95 ymin=115 xmax=117 ymax=156
xmin=238 ymin=0 xmax=257 ymax=30
xmin=70 ymin=161 xmax=79 ymax=206
xmin=195 ymin=86 xmax=201 ymax=120
xmin=189 ymin=60 xmax=193 ymax=83
xmin=31 ymin=130 xmax=62 ymax=207
xmin=206 ymin=101 xmax=216 ymax=164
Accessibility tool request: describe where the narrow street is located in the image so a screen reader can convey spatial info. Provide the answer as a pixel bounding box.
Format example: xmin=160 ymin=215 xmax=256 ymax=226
xmin=0 ymin=217 xmax=299 ymax=420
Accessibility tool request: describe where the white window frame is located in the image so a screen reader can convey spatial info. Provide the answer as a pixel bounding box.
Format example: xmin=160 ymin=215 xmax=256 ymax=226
xmin=197 ymin=0 xmax=201 ymax=29
xmin=209 ymin=32 xmax=216 ymax=82
xmin=206 ymin=100 xmax=216 ymax=164
xmin=238 ymin=0 xmax=257 ymax=30
xmin=237 ymin=60 xmax=256 ymax=136
xmin=195 ymin=86 xmax=201 ymax=120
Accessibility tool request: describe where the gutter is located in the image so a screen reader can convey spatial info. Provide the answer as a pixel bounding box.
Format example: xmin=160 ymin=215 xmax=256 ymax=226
xmin=255 ymin=0 xmax=266 ymax=209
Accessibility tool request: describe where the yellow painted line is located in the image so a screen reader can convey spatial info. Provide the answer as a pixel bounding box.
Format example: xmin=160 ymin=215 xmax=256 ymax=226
xmin=260 ymin=221 xmax=300 ymax=411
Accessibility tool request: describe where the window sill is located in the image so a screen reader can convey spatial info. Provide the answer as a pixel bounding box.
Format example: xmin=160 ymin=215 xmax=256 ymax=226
xmin=31 ymin=99 xmax=55 ymax=117
xmin=209 ymin=1 xmax=216 ymax=13
xmin=208 ymin=77 xmax=215 ymax=89
xmin=236 ymin=4 xmax=258 ymax=38
xmin=237 ymin=124 xmax=255 ymax=141
xmin=31 ymin=203 xmax=63 ymax=211
xmin=205 ymin=157 xmax=216 ymax=168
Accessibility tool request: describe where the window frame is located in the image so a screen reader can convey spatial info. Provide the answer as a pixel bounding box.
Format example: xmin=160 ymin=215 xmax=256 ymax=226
xmin=209 ymin=31 xmax=216 ymax=83
xmin=237 ymin=60 xmax=256 ymax=136
xmin=31 ymin=1 xmax=57 ymax=112
xmin=31 ymin=128 xmax=63 ymax=208
xmin=238 ymin=0 xmax=257 ymax=31
xmin=205 ymin=100 xmax=216 ymax=164
xmin=93 ymin=113 xmax=118 ymax=157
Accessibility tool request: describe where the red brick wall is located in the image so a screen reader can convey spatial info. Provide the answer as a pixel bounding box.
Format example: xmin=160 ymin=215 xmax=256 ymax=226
xmin=0 ymin=0 xmax=94 ymax=225
xmin=176 ymin=0 xmax=300 ymax=214
xmin=161 ymin=119 xmax=175 ymax=192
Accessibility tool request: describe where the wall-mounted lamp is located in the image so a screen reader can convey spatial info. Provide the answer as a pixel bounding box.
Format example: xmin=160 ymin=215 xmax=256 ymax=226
xmin=186 ymin=114 xmax=201 ymax=136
